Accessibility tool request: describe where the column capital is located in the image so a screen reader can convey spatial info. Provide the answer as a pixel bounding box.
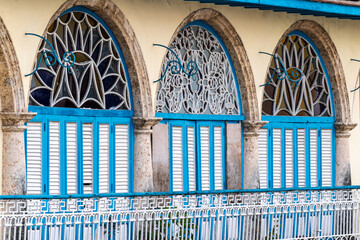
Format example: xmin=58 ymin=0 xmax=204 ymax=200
xmin=242 ymin=120 xmax=268 ymax=137
xmin=334 ymin=122 xmax=357 ymax=138
xmin=132 ymin=117 xmax=162 ymax=134
xmin=1 ymin=111 xmax=36 ymax=132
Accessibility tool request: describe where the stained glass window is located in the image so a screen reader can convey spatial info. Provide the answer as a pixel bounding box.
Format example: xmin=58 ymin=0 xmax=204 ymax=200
xmin=262 ymin=34 xmax=332 ymax=117
xmin=29 ymin=10 xmax=131 ymax=110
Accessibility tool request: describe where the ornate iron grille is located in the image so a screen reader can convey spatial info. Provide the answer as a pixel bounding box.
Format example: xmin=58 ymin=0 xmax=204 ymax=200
xmin=156 ymin=24 xmax=240 ymax=115
xmin=262 ymin=34 xmax=332 ymax=117
xmin=29 ymin=10 xmax=131 ymax=110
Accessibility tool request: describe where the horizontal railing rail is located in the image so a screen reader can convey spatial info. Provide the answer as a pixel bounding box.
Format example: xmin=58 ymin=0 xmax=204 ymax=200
xmin=1 ymin=187 xmax=360 ymax=239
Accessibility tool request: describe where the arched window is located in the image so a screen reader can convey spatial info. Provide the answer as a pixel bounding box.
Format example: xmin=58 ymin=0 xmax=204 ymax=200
xmin=156 ymin=21 xmax=244 ymax=191
xmin=26 ymin=6 xmax=134 ymax=195
xmin=258 ymin=31 xmax=335 ymax=189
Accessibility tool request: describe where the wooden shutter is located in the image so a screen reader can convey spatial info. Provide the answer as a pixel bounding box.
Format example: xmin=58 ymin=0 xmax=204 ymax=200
xmin=66 ymin=122 xmax=77 ymax=194
xmin=99 ymin=124 xmax=109 ymax=193
xmin=258 ymin=128 xmax=268 ymax=189
xmin=272 ymin=128 xmax=282 ymax=188
xmin=285 ymin=129 xmax=293 ymax=188
xmin=310 ymin=129 xmax=318 ymax=187
xmin=187 ymin=127 xmax=196 ymax=191
xmin=171 ymin=126 xmax=183 ymax=191
xmin=115 ymin=124 xmax=129 ymax=193
xmin=200 ymin=126 xmax=210 ymax=191
xmin=49 ymin=121 xmax=60 ymax=195
xmin=82 ymin=123 xmax=93 ymax=194
xmin=26 ymin=122 xmax=43 ymax=194
xmin=321 ymin=129 xmax=332 ymax=186
xmin=214 ymin=126 xmax=223 ymax=190
xmin=298 ymin=128 xmax=306 ymax=187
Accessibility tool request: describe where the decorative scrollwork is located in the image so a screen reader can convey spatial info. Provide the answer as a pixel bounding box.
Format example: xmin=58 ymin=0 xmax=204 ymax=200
xmin=25 ymin=33 xmax=76 ymax=77
xmin=350 ymin=58 xmax=360 ymax=92
xmin=153 ymin=44 xmax=199 ymax=83
xmin=259 ymin=51 xmax=303 ymax=87
xmin=156 ymin=24 xmax=241 ymax=115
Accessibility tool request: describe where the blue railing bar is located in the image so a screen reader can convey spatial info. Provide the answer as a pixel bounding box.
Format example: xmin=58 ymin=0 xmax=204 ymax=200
xmin=2 ymin=185 xmax=360 ymax=200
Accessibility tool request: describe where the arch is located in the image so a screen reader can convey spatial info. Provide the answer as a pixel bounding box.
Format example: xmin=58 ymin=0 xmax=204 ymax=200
xmin=279 ymin=20 xmax=350 ymax=123
xmin=35 ymin=0 xmax=153 ymax=118
xmin=0 ymin=17 xmax=25 ymax=113
xmin=161 ymin=8 xmax=258 ymax=121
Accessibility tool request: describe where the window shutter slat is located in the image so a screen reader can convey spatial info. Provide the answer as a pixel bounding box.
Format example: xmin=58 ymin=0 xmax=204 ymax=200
xmin=310 ymin=129 xmax=318 ymax=187
xmin=115 ymin=124 xmax=129 ymax=193
xmin=285 ymin=129 xmax=293 ymax=188
xmin=172 ymin=126 xmax=183 ymax=191
xmin=298 ymin=128 xmax=306 ymax=187
xmin=99 ymin=124 xmax=109 ymax=193
xmin=200 ymin=126 xmax=210 ymax=191
xmin=26 ymin=122 xmax=43 ymax=194
xmin=187 ymin=127 xmax=196 ymax=191
xmin=66 ymin=122 xmax=77 ymax=194
xmin=49 ymin=121 xmax=60 ymax=195
xmin=214 ymin=126 xmax=223 ymax=190
xmin=258 ymin=128 xmax=268 ymax=189
xmin=82 ymin=123 xmax=93 ymax=194
xmin=273 ymin=129 xmax=281 ymax=188
xmin=321 ymin=129 xmax=332 ymax=186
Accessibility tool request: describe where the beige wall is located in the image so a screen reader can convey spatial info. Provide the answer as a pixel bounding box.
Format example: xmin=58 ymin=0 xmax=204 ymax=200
xmin=1 ymin=0 xmax=360 ymax=185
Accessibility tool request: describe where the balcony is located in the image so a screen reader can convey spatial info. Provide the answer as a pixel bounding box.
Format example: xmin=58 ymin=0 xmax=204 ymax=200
xmin=0 ymin=187 xmax=358 ymax=239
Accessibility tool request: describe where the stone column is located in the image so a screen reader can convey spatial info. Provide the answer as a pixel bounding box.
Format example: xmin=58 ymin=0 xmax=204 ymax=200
xmin=1 ymin=112 xmax=35 ymax=195
xmin=132 ymin=117 xmax=161 ymax=193
xmin=334 ymin=122 xmax=357 ymax=186
xmin=242 ymin=120 xmax=267 ymax=190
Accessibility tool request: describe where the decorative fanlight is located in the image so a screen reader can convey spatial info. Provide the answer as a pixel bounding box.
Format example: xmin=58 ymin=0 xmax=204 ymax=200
xmin=259 ymin=51 xmax=303 ymax=87
xmin=153 ymin=44 xmax=199 ymax=83
xmin=25 ymin=33 xmax=76 ymax=77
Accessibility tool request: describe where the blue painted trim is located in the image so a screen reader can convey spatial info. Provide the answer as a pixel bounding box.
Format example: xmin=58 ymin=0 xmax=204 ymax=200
xmin=42 ymin=119 xmax=48 ymax=194
xmin=261 ymin=116 xmax=335 ymax=123
xmin=183 ymin=123 xmax=189 ymax=191
xmin=184 ymin=0 xmax=360 ymax=20
xmin=288 ymin=30 xmax=336 ymax=115
xmin=4 ymin=185 xmax=360 ymax=199
xmin=156 ymin=112 xmax=244 ymax=121
xmin=60 ymin=120 xmax=66 ymax=195
xmin=109 ymin=120 xmax=115 ymax=193
xmin=221 ymin=123 xmax=227 ymax=189
xmin=318 ymin=127 xmax=323 ymax=187
xmin=93 ymin=121 xmax=99 ymax=194
xmin=60 ymin=6 xmax=134 ymax=111
xmin=29 ymin=106 xmax=133 ymax=118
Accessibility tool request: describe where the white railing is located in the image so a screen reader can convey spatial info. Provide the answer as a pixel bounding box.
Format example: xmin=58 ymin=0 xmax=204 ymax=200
xmin=0 ymin=188 xmax=359 ymax=239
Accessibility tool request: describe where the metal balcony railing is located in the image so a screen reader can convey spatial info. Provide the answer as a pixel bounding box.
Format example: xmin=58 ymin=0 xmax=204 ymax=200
xmin=0 ymin=187 xmax=359 ymax=239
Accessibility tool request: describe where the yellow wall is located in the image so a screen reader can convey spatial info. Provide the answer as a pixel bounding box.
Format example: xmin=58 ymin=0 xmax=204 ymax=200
xmin=1 ymin=0 xmax=360 ymax=185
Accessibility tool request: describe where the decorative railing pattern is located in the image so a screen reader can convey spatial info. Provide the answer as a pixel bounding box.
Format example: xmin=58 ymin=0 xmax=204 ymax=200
xmin=0 ymin=188 xmax=359 ymax=239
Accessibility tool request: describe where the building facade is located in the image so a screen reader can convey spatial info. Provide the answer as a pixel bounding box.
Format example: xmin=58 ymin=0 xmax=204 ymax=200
xmin=0 ymin=0 xmax=359 ymax=196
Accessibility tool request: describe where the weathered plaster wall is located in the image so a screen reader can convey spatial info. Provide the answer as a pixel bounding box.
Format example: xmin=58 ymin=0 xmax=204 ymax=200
xmin=1 ymin=0 xmax=360 ymax=187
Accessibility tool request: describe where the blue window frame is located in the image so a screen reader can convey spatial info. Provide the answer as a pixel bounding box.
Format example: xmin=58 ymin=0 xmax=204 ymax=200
xmin=25 ymin=7 xmax=134 ymax=195
xmin=259 ymin=30 xmax=336 ymax=189
xmin=155 ymin=21 xmax=244 ymax=192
